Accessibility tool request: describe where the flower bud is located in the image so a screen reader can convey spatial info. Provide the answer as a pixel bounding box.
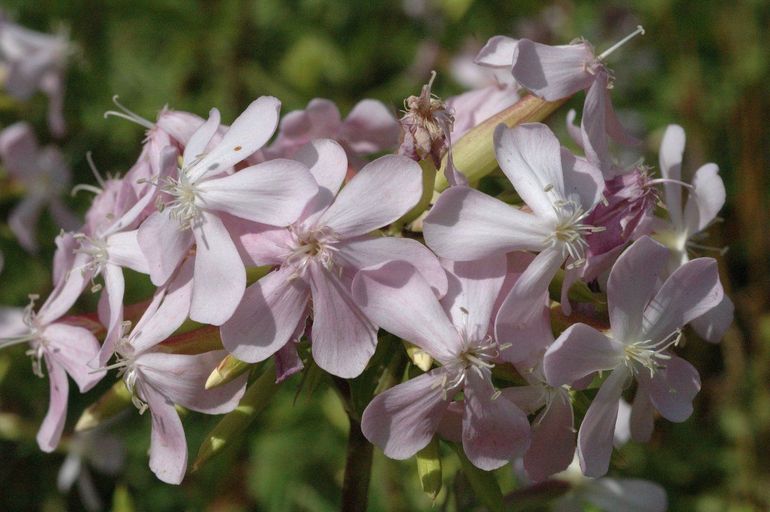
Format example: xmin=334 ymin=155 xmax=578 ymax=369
xmin=398 ymin=71 xmax=454 ymax=168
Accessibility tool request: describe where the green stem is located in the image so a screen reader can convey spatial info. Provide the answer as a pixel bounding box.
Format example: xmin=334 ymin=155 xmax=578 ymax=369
xmin=340 ymin=414 xmax=374 ymax=512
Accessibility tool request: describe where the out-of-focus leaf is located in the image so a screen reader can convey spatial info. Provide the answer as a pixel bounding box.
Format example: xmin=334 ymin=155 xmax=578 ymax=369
xmin=451 ymin=444 xmax=504 ymax=512
xmin=75 ymin=380 xmax=132 ymax=432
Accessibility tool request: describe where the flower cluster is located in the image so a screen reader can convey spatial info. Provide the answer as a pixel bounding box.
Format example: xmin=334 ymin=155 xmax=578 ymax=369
xmin=0 ymin=19 xmax=731 ymax=510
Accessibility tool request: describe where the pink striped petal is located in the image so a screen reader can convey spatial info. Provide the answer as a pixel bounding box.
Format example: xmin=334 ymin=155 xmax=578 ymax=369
xmin=544 ymin=323 xmax=624 ymax=387
xmin=475 ymin=35 xmax=518 ymax=67
xmin=36 ymin=357 xmax=69 ymax=452
xmin=361 ymin=370 xmax=449 ymax=459
xmin=138 ymin=210 xmax=194 ymax=286
xmin=512 ymin=39 xmax=595 ymax=100
xmin=524 ymin=389 xmax=575 ymax=481
xmin=140 ymin=382 xmax=187 ymax=485
xmin=646 ymin=354 xmax=700 ymax=423
xmin=221 ymin=266 xmax=310 ymax=363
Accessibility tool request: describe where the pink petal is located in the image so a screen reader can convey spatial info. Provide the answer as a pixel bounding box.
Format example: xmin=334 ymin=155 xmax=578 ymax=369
xmin=221 ymin=266 xmax=310 ymax=363
xmin=351 ymin=260 xmax=461 ymax=363
xmin=494 ymin=123 xmax=563 ymax=220
xmin=340 ymin=99 xmax=400 ymax=154
xmin=130 ymin=258 xmax=194 ymax=353
xmin=139 ymin=382 xmax=187 ymax=485
xmin=294 ymin=138 xmax=347 ymax=201
xmin=511 ymin=39 xmax=595 ymax=100
xmin=337 ymin=236 xmax=448 ymax=297
xmin=580 ymin=73 xmax=611 ymax=174
xmin=577 ymin=367 xmax=629 ymax=477
xmin=641 ymin=257 xmax=723 ymax=342
xmin=683 ymin=163 xmax=725 ymax=235
xmin=190 ymin=211 xmax=246 ymax=325
xmin=560 ymin=149 xmax=603 ymax=211
xmin=544 ymin=323 xmax=624 ymax=387
xmin=629 ymin=379 xmax=655 ymax=443
xmin=607 ymin=236 xmax=669 ymax=341
xmin=275 ymin=340 xmax=305 ymax=383
xmin=524 ymin=389 xmax=575 ymax=481
xmin=44 ymin=322 xmax=104 ymax=391
xmin=138 ymin=210 xmax=194 ymax=286
xmin=495 ymin=248 xmax=563 ymax=363
xmin=475 ymin=35 xmax=518 ymax=68
xmin=106 ymin=230 xmax=149 ymax=274
xmin=137 ymin=350 xmax=247 ymax=414
xmin=361 ymin=371 xmax=449 ymax=459
xmin=197 ymin=159 xmax=318 ymax=226
xmin=183 ymin=108 xmax=221 ymax=166
xmin=188 ymin=96 xmax=281 ymax=182
xmin=691 ymin=292 xmax=733 ymax=344
xmin=658 ymin=124 xmax=685 ymax=228
xmin=461 ymin=371 xmax=530 ymax=470
xmin=234 ymin=223 xmax=293 ymax=267
xmin=318 ymin=155 xmax=422 ymax=238
xmin=279 ymin=98 xmax=341 ymax=142
xmin=423 ymin=187 xmax=548 ymax=260
xmin=308 ymin=262 xmax=378 ymax=378
xmin=9 ymin=194 xmax=45 ymax=252
xmin=36 ymin=357 xmax=69 ymax=452
xmin=95 ymin=263 xmax=125 ymax=366
xmin=441 ymin=255 xmax=507 ymax=340
xmin=37 ymin=252 xmax=91 ymax=325
xmin=646 ymin=354 xmax=700 ymax=423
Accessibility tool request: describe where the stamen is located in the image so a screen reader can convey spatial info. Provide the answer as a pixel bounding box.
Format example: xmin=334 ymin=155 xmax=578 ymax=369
xmin=103 ymin=95 xmax=155 ymax=130
xmin=71 ymin=184 xmax=104 ymax=197
xmin=598 ymin=25 xmax=645 ymax=61
xmin=86 ymin=151 xmax=107 ymax=188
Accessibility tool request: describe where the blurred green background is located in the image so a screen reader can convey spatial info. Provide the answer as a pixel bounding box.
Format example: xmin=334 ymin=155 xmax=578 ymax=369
xmin=0 ymin=0 xmax=769 ymax=510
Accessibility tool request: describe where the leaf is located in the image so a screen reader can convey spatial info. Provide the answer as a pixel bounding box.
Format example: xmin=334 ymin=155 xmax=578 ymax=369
xmin=75 ymin=380 xmax=133 ymax=432
xmin=451 ymin=443 xmax=504 ymax=512
xmin=192 ymin=364 xmax=279 ymax=471
xmin=416 ymin=436 xmax=442 ymax=501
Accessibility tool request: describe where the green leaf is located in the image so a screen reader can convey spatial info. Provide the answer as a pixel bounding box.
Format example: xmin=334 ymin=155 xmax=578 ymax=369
xmin=451 ymin=444 xmax=504 ymax=512
xmin=192 ymin=364 xmax=279 ymax=471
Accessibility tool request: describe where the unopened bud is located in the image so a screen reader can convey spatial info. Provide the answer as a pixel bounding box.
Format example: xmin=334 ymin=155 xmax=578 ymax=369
xmin=205 ymin=354 xmax=254 ymax=389
xmin=75 ymin=380 xmax=133 ymax=431
xmin=398 ymin=71 xmax=454 ymax=168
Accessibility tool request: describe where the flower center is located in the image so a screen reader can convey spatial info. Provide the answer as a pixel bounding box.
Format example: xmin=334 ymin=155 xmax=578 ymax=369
xmin=623 ymin=329 xmax=683 ymax=377
xmin=433 ymin=335 xmax=502 ymax=400
xmin=160 ymin=173 xmax=203 ymax=230
xmin=545 ymin=197 xmax=604 ymax=268
xmin=284 ymin=224 xmax=340 ymax=279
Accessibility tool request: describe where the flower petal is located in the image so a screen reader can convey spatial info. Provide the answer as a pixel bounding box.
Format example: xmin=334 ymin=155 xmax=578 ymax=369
xmin=629 ymin=379 xmax=655 ymax=443
xmin=140 ymin=382 xmax=187 ymax=485
xmin=361 ymin=371 xmax=449 ymax=459
xmin=586 ymin=478 xmax=668 ymax=512
xmin=190 ymin=211 xmax=246 ymax=325
xmin=683 ymin=163 xmax=725 ymax=235
xmin=309 ymin=262 xmax=378 ymax=378
xmin=137 ymin=350 xmax=247 ymax=414
xmin=138 ymin=210 xmax=194 ymax=286
xmin=337 ymin=236 xmax=448 ymax=297
xmin=36 ymin=357 xmax=69 ymax=452
xmin=318 ymin=155 xmax=422 ymax=238
xmin=340 ymin=99 xmax=400 ymax=154
xmin=658 ymin=124 xmax=686 ymax=228
xmin=424 ymin=187 xmax=548 ymax=261
xmin=95 ymin=263 xmax=125 ymax=366
xmin=641 ymin=257 xmax=723 ymax=342
xmin=607 ymin=236 xmax=669 ymax=342
xmin=351 ymin=260 xmax=461 ymax=363
xmin=524 ymin=389 xmax=575 ymax=481
xmin=107 ymin=230 xmax=149 ymax=274
xmin=691 ymin=292 xmax=733 ymax=344
xmin=183 ymin=108 xmax=221 ymax=167
xmin=221 ymin=266 xmax=310 ymax=363
xmin=475 ymin=35 xmax=519 ymax=68
xmin=294 ymin=138 xmax=348 ymax=201
xmin=544 ymin=323 xmax=624 ymax=387
xmin=646 ymin=354 xmax=700 ymax=423
xmin=511 ymin=39 xmax=595 ymax=100
xmin=441 ymin=255 xmax=507 ymax=341
xmin=197 ymin=159 xmax=318 ymax=226
xmin=462 ymin=371 xmax=530 ymax=470
xmin=577 ymin=367 xmax=628 ymax=477
xmin=188 ymin=96 xmax=281 ymax=182
xmin=494 ymin=123 xmax=564 ymax=219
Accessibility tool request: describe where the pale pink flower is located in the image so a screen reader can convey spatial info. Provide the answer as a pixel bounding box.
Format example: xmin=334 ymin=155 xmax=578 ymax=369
xmin=137 ymin=97 xmax=318 ymax=326
xmin=543 ymin=236 xmax=723 ymax=477
xmin=424 ymin=122 xmax=603 ymax=359
xmin=221 ymin=139 xmax=444 ymax=378
xmin=262 ymin=97 xmax=399 ymax=172
xmin=0 ymin=122 xmax=79 ymax=251
xmin=651 ymin=125 xmax=733 ymax=343
xmin=352 ymin=257 xmax=530 ymax=470
xmin=0 ymin=13 xmax=70 ymax=136
xmin=107 ymin=259 xmax=246 ymax=484
xmin=0 ymin=237 xmax=104 ymax=452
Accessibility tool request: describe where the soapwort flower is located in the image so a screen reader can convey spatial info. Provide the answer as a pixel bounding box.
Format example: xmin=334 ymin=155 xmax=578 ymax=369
xmin=352 ymin=257 xmax=530 ymax=470
xmin=543 ymin=236 xmax=723 ymax=476
xmin=221 ymin=139 xmax=444 ymax=378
